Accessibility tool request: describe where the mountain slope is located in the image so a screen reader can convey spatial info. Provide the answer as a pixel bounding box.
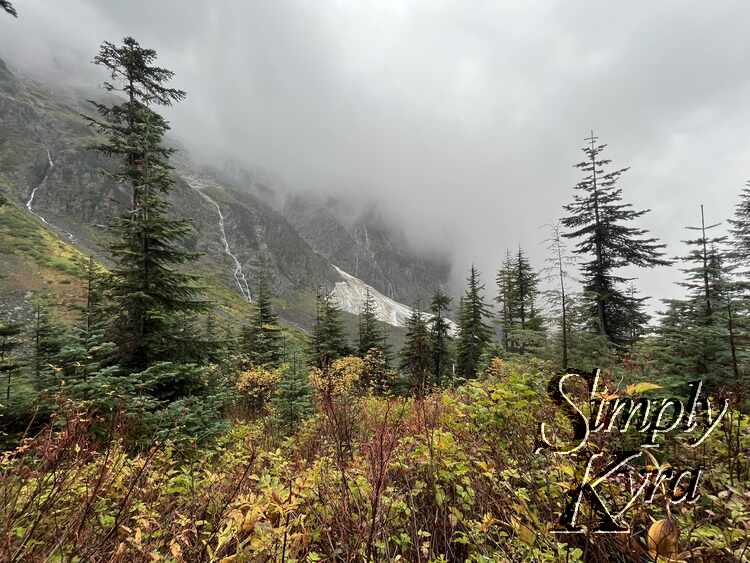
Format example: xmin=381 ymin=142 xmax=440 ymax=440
xmin=0 ymin=56 xmax=453 ymax=335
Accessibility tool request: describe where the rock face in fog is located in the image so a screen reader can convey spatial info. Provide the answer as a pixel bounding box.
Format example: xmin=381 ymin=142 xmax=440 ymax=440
xmin=0 ymin=56 xmax=452 ymax=326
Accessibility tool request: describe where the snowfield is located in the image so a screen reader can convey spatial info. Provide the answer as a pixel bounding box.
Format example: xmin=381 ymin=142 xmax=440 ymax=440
xmin=330 ymin=265 xmax=457 ymax=335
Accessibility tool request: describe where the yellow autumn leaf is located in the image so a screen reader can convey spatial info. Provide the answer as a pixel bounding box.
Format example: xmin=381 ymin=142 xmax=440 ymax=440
xmin=625 ymin=382 xmax=661 ymax=395
xmin=170 ymin=540 xmax=182 ymax=560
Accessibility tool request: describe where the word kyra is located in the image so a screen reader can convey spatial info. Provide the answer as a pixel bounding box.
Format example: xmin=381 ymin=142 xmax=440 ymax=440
xmin=537 ymin=369 xmax=728 ymax=533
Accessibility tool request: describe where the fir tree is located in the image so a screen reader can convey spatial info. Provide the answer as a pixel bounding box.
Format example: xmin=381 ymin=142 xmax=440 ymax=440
xmin=496 ymin=248 xmax=544 ymax=354
xmin=400 ymin=303 xmax=432 ymax=394
xmin=655 ymin=207 xmax=745 ymax=389
xmin=31 ymin=297 xmax=65 ymax=390
xmin=1 ymin=1 xmax=17 ymax=17
xmin=358 ymin=288 xmax=389 ymax=359
xmin=361 ymin=347 xmax=397 ymax=395
xmin=456 ymin=265 xmax=492 ymax=379
xmin=55 ymin=257 xmax=116 ymax=394
xmin=244 ymin=262 xmax=283 ymax=367
xmin=428 ymin=288 xmax=452 ymax=386
xmin=272 ymin=350 xmax=312 ymax=434
xmin=309 ymin=289 xmax=349 ymax=368
xmin=562 ymin=132 xmax=669 ymax=346
xmin=0 ymin=322 xmax=22 ymax=402
xmin=622 ymin=282 xmax=650 ymax=348
xmin=496 ymin=251 xmax=516 ymax=352
xmin=84 ymin=37 xmax=205 ymax=370
xmin=729 ymin=179 xmax=750 ymax=270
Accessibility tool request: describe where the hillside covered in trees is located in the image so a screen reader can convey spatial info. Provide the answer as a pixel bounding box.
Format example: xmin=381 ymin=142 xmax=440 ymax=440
xmin=0 ymin=3 xmax=749 ymax=562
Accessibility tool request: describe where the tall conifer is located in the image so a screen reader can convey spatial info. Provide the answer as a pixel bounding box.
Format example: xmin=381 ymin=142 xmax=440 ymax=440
xmin=456 ymin=265 xmax=492 ymax=379
xmin=85 ymin=37 xmax=205 ymax=369
xmin=562 ymin=132 xmax=669 ymax=346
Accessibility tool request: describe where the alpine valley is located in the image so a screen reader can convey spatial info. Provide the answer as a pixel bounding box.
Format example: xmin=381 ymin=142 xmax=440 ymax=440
xmin=0 ymin=55 xmax=453 ymax=343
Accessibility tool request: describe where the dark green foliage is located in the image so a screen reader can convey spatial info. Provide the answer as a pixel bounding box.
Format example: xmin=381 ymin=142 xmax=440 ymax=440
xmin=358 ymin=288 xmax=388 ymax=359
xmin=0 ymin=321 xmax=22 ymax=403
xmin=562 ymin=133 xmax=669 ymax=347
xmin=84 ymin=37 xmax=205 ymax=370
xmin=400 ymin=303 xmax=432 ymax=394
xmin=496 ymin=247 xmax=545 ymax=354
xmin=272 ymin=351 xmax=312 ymax=434
xmin=53 ymin=257 xmax=117 ymax=396
xmin=655 ymin=207 xmax=746 ymax=390
xmin=244 ymin=264 xmax=283 ymax=367
xmin=309 ymin=289 xmax=349 ymax=368
xmin=31 ymin=297 xmax=65 ymax=389
xmin=428 ymin=288 xmax=452 ymax=386
xmin=456 ymin=265 xmax=492 ymax=379
xmin=361 ymin=347 xmax=397 ymax=395
xmin=729 ymin=180 xmax=750 ymax=269
xmin=1 ymin=1 xmax=17 ymax=17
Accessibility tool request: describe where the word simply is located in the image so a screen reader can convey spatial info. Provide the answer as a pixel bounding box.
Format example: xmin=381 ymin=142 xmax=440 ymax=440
xmin=537 ymin=369 xmax=729 ymax=533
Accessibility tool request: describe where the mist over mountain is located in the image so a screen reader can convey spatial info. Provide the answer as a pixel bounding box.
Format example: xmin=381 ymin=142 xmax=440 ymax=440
xmin=5 ymin=1 xmax=750 ymax=308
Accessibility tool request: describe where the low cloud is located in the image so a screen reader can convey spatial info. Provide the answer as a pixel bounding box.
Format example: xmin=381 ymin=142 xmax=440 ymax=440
xmin=2 ymin=0 xmax=749 ymax=307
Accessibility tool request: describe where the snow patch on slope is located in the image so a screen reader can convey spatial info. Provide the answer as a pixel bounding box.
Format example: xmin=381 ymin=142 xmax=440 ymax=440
xmin=330 ymin=265 xmax=457 ymax=334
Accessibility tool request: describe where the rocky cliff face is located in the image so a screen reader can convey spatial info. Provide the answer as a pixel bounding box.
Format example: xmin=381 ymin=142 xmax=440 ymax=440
xmin=0 ymin=56 xmax=452 ymax=330
xmin=283 ymin=193 xmax=451 ymax=306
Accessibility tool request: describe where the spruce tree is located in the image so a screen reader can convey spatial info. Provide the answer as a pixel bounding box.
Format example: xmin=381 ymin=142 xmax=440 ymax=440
xmin=400 ymin=303 xmax=432 ymax=394
xmin=244 ymin=262 xmax=283 ymax=367
xmin=84 ymin=37 xmax=204 ymax=369
xmin=456 ymin=265 xmax=492 ymax=379
xmin=0 ymin=322 xmax=22 ymax=402
xmin=428 ymin=288 xmax=452 ymax=386
xmin=1 ymin=1 xmax=16 ymax=17
xmin=562 ymin=132 xmax=669 ymax=346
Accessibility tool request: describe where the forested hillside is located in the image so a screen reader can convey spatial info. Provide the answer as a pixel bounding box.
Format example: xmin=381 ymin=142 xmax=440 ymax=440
xmin=0 ymin=5 xmax=748 ymax=562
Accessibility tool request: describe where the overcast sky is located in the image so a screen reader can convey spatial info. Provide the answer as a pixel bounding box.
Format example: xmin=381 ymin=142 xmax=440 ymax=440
xmin=2 ymin=1 xmax=749 ymax=309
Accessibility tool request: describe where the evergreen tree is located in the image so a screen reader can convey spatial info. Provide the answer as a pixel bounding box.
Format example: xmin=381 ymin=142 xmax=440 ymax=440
xmin=428 ymin=288 xmax=452 ymax=386
xmin=244 ymin=262 xmax=283 ymax=367
xmin=456 ymin=265 xmax=492 ymax=379
xmin=358 ymin=288 xmax=388 ymax=358
xmin=496 ymin=248 xmax=544 ymax=354
xmin=55 ymin=257 xmax=117 ymax=395
xmin=400 ymin=303 xmax=432 ymax=394
xmin=1 ymin=1 xmax=17 ymax=17
xmin=272 ymin=350 xmax=312 ymax=434
xmin=309 ymin=289 xmax=349 ymax=368
xmin=84 ymin=37 xmax=205 ymax=370
xmin=729 ymin=179 xmax=750 ymax=270
xmin=31 ymin=297 xmax=65 ymax=390
xmin=562 ymin=132 xmax=669 ymax=346
xmin=0 ymin=322 xmax=22 ymax=402
xmin=361 ymin=347 xmax=397 ymax=395
xmin=655 ymin=207 xmax=744 ymax=389
xmin=496 ymin=251 xmax=516 ymax=352
xmin=622 ymin=282 xmax=650 ymax=348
